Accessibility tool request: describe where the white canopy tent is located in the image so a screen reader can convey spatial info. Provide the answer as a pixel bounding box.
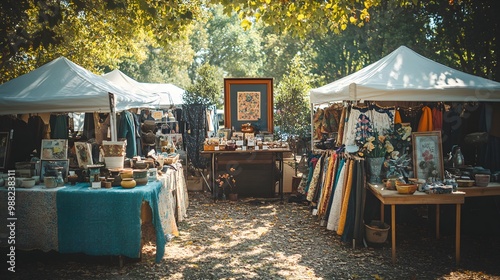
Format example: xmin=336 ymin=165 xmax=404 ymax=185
xmin=310 ymin=46 xmax=500 ymax=104
xmin=102 ymin=69 xmax=185 ymax=108
xmin=0 ymin=57 xmax=161 ymax=140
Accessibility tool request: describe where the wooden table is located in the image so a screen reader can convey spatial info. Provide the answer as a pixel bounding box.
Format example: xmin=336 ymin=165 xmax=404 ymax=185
xmin=201 ymin=148 xmax=290 ymax=201
xmin=367 ymin=183 xmax=465 ymax=265
xmin=458 ymin=182 xmax=500 ymax=197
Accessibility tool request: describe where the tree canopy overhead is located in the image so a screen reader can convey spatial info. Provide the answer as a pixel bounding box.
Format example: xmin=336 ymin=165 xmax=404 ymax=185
xmin=217 ymin=0 xmax=380 ymax=36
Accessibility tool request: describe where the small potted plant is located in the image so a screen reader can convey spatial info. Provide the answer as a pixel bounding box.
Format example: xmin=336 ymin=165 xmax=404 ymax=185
xmin=216 ymin=167 xmax=237 ymax=200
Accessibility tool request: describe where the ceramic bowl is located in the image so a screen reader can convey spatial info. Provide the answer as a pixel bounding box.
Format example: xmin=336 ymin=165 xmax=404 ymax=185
xmin=396 ymin=184 xmax=417 ymax=194
xmin=21 ymin=178 xmax=36 ymax=188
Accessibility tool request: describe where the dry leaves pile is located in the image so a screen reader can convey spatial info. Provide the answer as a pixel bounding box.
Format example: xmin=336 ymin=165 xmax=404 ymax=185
xmin=6 ymin=192 xmax=500 ymax=279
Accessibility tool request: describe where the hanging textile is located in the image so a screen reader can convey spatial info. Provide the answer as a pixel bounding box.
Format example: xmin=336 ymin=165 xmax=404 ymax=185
xmin=307 ymin=155 xmax=325 ymax=202
xmin=324 ymin=158 xmax=345 ymax=224
xmin=352 ymin=159 xmax=366 ymax=245
xmin=341 ymin=159 xmax=358 ymax=242
xmin=432 ymin=106 xmax=443 ymax=131
xmin=313 ymin=108 xmax=324 ymax=140
xmin=182 ymin=104 xmax=209 ymax=169
xmin=118 ymin=111 xmax=137 ymax=158
xmin=336 ymin=106 xmax=347 ymax=145
xmin=417 ymin=105 xmax=434 ymax=132
xmin=82 ymin=113 xmax=95 ymax=140
xmin=337 ymin=159 xmax=355 ymax=236
xmin=49 ymin=114 xmax=69 ymax=139
xmin=28 ymin=115 xmax=45 ymax=155
xmin=326 ymin=158 xmax=350 ymax=231
xmin=394 ymin=109 xmax=402 ymax=124
xmin=367 ymin=105 xmax=395 ymax=134
xmin=317 ymin=153 xmax=338 ymax=218
xmin=304 ymin=155 xmax=320 ymax=194
xmin=343 ymin=107 xmax=370 ymax=146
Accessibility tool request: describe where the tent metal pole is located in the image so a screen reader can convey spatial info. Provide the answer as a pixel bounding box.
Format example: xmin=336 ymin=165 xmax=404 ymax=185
xmin=108 ymin=93 xmax=117 ymax=141
xmin=310 ymin=103 xmax=314 ymax=151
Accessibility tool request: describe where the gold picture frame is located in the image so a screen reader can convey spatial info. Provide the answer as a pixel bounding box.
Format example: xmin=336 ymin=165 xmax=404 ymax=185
xmin=412 ymin=131 xmax=444 ymax=181
xmin=224 ymin=78 xmax=273 ymax=132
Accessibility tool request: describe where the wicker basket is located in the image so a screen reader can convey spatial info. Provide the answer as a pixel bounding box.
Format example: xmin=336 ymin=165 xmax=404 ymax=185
xmin=365 ymin=220 xmax=390 ymax=244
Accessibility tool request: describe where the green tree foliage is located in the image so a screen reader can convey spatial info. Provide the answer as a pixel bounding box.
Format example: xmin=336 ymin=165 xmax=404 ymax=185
xmin=184 ymin=63 xmax=223 ymax=106
xmin=216 ymin=0 xmax=380 ymax=37
xmin=274 ymin=54 xmax=314 ymax=138
xmin=189 ymin=6 xmax=264 ymax=78
xmin=0 ymin=0 xmax=201 ymax=83
xmin=417 ymin=0 xmax=499 ymax=81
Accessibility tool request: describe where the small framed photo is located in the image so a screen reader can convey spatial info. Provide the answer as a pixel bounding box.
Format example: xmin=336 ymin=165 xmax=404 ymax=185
xmin=74 ymin=142 xmax=93 ymax=168
xmin=40 ymin=159 xmax=69 ymax=182
xmin=41 ymin=139 xmax=68 ymax=160
xmin=232 ymin=132 xmax=244 ymax=140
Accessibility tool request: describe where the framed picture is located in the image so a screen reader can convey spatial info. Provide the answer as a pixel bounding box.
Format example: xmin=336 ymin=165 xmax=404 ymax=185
xmin=224 ymin=78 xmax=274 ymax=133
xmin=412 ymin=131 xmax=444 ymax=181
xmin=0 ymin=132 xmax=9 ymax=169
xmin=74 ymin=142 xmax=93 ymax=168
xmin=41 ymin=139 xmax=68 ymax=160
xmin=40 ymin=159 xmax=69 ymax=182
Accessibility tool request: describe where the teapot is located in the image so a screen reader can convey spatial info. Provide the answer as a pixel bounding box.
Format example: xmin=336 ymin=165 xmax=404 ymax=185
xmin=450 ymin=145 xmax=465 ymax=168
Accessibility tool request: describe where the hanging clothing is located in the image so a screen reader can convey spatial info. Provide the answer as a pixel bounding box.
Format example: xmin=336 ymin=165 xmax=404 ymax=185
xmin=394 ymin=110 xmax=402 ymax=124
xmin=327 ymin=158 xmax=350 ymax=231
xmin=367 ymin=106 xmax=394 ymax=134
xmin=49 ymin=114 xmax=69 ymax=139
xmin=82 ymin=113 xmax=95 ymax=140
xmin=304 ymin=155 xmax=320 ymax=194
xmin=118 ymin=111 xmax=137 ymax=158
xmin=182 ymin=104 xmax=209 ymax=169
xmin=318 ymin=153 xmax=338 ymax=218
xmin=337 ymin=159 xmax=355 ymax=236
xmin=307 ymin=155 xmax=324 ymax=202
xmin=336 ymin=106 xmax=347 ymax=145
xmin=28 ymin=115 xmax=45 ymax=154
xmin=432 ymin=107 xmax=443 ymax=131
xmin=417 ymin=106 xmax=434 ymax=132
xmin=324 ymin=158 xmax=345 ymax=223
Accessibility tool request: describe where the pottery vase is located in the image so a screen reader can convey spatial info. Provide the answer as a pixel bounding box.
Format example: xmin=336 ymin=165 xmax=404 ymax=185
xmin=121 ymin=178 xmax=136 ymax=189
xmin=366 ymin=157 xmax=385 ymax=184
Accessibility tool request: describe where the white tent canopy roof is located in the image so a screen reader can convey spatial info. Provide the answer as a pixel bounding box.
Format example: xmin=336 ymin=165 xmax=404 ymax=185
xmin=0 ymin=57 xmax=160 ymax=115
xmin=310 ymin=46 xmax=500 ymax=104
xmin=103 ymin=69 xmax=185 ymax=108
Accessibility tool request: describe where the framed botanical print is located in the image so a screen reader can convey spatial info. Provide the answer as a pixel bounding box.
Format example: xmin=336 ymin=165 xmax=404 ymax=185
xmin=0 ymin=132 xmax=9 ymax=169
xmin=41 ymin=139 xmax=68 ymax=160
xmin=412 ymin=131 xmax=444 ymax=182
xmin=74 ymin=142 xmax=93 ymax=168
xmin=224 ymin=78 xmax=274 ymax=133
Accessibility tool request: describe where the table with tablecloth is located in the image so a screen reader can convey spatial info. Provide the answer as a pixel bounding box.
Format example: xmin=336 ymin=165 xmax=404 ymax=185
xmin=0 ymin=165 xmax=188 ymax=263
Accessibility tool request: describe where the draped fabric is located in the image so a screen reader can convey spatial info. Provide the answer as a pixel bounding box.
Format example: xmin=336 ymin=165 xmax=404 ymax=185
xmin=118 ymin=110 xmax=137 ymax=158
xmin=417 ymin=106 xmax=434 ymax=132
xmin=307 ymin=155 xmax=324 ymax=202
xmin=317 ymin=153 xmax=338 ymax=218
xmin=337 ymin=159 xmax=355 ymax=236
xmin=50 ymin=114 xmax=69 ymax=139
xmin=327 ymin=158 xmax=349 ymax=231
xmin=182 ymin=104 xmax=208 ymax=169
xmin=336 ymin=106 xmax=347 ymax=145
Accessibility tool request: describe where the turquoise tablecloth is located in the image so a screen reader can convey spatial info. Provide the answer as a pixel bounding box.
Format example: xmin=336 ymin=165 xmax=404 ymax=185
xmin=57 ymin=181 xmax=167 ymax=262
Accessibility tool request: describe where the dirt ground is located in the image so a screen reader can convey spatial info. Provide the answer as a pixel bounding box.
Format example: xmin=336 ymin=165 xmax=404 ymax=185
xmin=3 ymin=191 xmax=500 ymax=279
